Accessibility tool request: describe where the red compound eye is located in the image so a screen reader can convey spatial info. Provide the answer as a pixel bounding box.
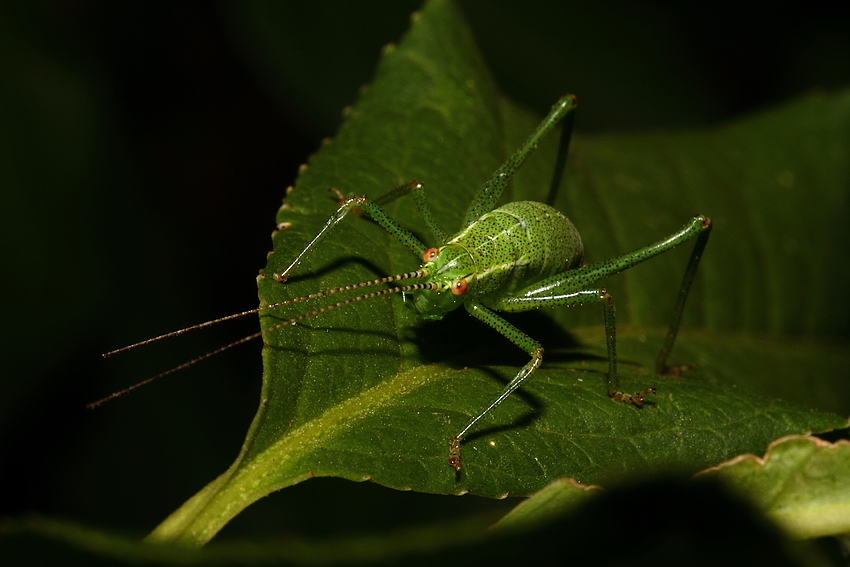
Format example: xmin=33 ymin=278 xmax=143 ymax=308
xmin=451 ymin=278 xmax=468 ymax=296
xmin=423 ymin=247 xmax=439 ymax=262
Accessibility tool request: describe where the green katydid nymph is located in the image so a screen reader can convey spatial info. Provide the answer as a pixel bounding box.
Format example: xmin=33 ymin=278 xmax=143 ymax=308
xmin=92 ymin=95 xmax=711 ymax=473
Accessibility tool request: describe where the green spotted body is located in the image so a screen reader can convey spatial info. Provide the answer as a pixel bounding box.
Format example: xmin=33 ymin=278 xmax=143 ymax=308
xmin=411 ymin=201 xmax=583 ymax=320
xmin=452 ymin=201 xmax=584 ymax=298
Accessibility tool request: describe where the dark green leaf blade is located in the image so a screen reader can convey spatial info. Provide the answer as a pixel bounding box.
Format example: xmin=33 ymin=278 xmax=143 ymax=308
xmin=149 ymin=0 xmax=849 ymax=545
xmin=304 ymin=358 xmax=844 ymax=495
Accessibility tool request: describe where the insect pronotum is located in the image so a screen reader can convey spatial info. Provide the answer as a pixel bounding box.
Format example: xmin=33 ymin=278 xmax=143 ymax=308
xmin=93 ymin=95 xmax=712 ymax=473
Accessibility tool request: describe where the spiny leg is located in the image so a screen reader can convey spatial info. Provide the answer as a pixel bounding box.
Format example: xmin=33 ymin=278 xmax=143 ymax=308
xmin=597 ymin=288 xmax=655 ymax=405
xmin=449 ymin=293 xmax=653 ymax=472
xmin=498 ymin=286 xmax=654 ymax=397
xmin=371 ymin=180 xmax=448 ymax=244
xmin=276 ymin=180 xmax=450 ymax=283
xmin=525 ymin=216 xmax=712 ymax=290
xmin=450 ymin=302 xmax=545 ymax=472
xmin=275 ymin=188 xmax=428 ymax=283
xmin=462 ymin=95 xmax=577 ymax=228
xmin=545 ymin=100 xmax=576 ymax=208
xmin=655 ymin=218 xmax=713 ymax=375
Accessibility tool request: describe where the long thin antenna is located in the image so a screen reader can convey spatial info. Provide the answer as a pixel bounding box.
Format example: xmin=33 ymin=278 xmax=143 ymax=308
xmin=102 ymin=308 xmax=272 ymax=358
xmin=102 ymin=269 xmax=429 ymax=358
xmin=90 ymin=269 xmax=433 ymax=408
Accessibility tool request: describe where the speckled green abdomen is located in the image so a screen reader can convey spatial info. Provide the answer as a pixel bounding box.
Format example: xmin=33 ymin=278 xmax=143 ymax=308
xmin=448 ymin=201 xmax=584 ymax=299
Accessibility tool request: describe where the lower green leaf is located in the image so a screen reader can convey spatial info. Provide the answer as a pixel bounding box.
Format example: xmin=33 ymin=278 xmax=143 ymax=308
xmin=698 ymin=435 xmax=850 ymax=539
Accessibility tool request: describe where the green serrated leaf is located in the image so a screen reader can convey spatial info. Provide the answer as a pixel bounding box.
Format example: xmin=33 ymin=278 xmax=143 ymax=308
xmin=697 ymin=435 xmax=850 ymax=539
xmin=147 ymin=0 xmax=849 ymax=546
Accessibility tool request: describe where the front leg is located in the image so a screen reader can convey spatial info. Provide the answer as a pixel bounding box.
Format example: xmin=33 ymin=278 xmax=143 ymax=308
xmin=273 ymin=189 xmax=428 ymax=283
xmin=451 ymin=295 xmax=649 ymax=473
xmin=450 ymin=302 xmax=545 ymax=473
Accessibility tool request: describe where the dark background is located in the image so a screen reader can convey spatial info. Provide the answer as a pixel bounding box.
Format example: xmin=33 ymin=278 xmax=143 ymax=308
xmin=1 ymin=0 xmax=847 ymax=543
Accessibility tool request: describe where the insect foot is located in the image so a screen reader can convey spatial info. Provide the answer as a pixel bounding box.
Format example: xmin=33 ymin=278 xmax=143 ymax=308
xmin=609 ymin=387 xmax=657 ymax=405
xmin=448 ymin=436 xmax=463 ymax=474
